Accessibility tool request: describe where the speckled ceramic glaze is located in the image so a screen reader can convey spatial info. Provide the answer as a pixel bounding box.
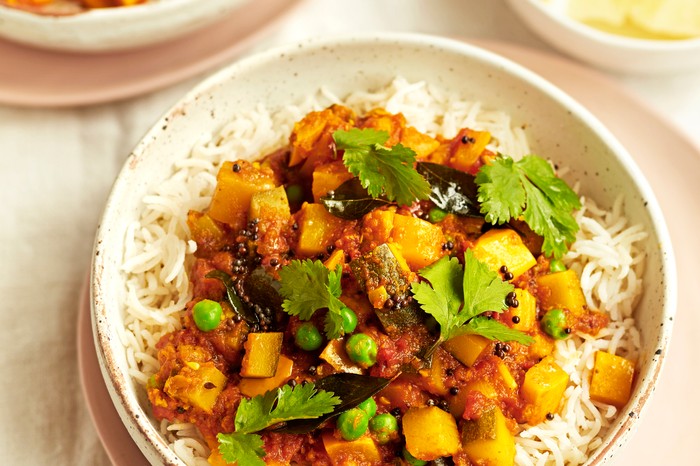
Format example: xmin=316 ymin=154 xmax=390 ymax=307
xmin=91 ymin=33 xmax=676 ymax=465
xmin=0 ymin=0 xmax=249 ymax=52
xmin=506 ymin=0 xmax=700 ymax=74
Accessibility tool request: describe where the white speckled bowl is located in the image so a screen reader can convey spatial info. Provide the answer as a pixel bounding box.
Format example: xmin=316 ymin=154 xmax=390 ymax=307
xmin=0 ymin=0 xmax=249 ymax=53
xmin=92 ymin=33 xmax=676 ymax=465
xmin=506 ymin=0 xmax=700 ymax=74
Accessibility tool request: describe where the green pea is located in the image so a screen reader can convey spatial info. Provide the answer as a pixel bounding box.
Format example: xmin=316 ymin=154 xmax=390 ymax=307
xmin=403 ymin=447 xmax=427 ymax=466
xmin=345 ymin=333 xmax=378 ymax=368
xmin=549 ymin=259 xmax=567 ymax=273
xmin=336 ymin=408 xmax=369 ymax=441
xmin=340 ymin=305 xmax=358 ymax=334
xmin=428 ymin=207 xmax=448 ymax=223
xmin=369 ymin=413 xmax=398 ymax=444
xmin=357 ymin=397 xmax=377 ymax=418
xmin=192 ymin=299 xmax=222 ymax=332
xmin=295 ymin=322 xmax=323 ymax=351
xmin=541 ymin=308 xmax=570 ymax=340
xmin=285 ymin=184 xmax=304 ymax=205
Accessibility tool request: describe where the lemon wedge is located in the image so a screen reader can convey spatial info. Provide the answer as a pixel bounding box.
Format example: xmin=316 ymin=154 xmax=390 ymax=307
xmin=567 ymin=0 xmax=700 ymax=39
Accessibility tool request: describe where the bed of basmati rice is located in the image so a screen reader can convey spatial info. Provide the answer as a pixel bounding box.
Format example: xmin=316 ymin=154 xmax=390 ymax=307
xmin=119 ymin=77 xmax=646 ymax=466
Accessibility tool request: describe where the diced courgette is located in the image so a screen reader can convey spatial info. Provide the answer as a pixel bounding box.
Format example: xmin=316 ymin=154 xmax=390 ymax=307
xmin=403 ymin=406 xmax=460 ymax=461
xmin=350 ymin=243 xmax=413 ymax=309
xmin=461 ymin=405 xmax=515 ymax=466
xmin=240 ymin=332 xmax=283 ymax=378
xmin=589 ymin=351 xmax=634 ymax=408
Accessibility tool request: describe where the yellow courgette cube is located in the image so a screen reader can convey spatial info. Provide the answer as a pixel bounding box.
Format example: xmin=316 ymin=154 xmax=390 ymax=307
xmin=249 ymin=185 xmax=291 ymax=223
xmin=450 ymin=128 xmax=491 ymax=173
xmin=390 ymin=214 xmax=445 ymax=270
xmin=471 ymin=229 xmax=536 ymax=279
xmin=312 ymin=162 xmax=354 ymax=202
xmin=536 ymin=269 xmax=587 ymax=315
xmin=207 ymin=161 xmax=277 ymax=230
xmin=322 ymin=432 xmax=381 ymax=465
xmin=403 ymin=407 xmax=460 ymax=461
xmin=462 ymin=405 xmax=515 ymax=466
xmin=240 ymin=332 xmax=283 ymax=378
xmin=522 ymin=356 xmax=569 ymax=424
xmin=589 ymin=351 xmax=635 ymax=408
xmin=443 ymin=334 xmax=490 ymax=367
xmin=324 ymin=249 xmax=346 ymax=271
xmin=295 ymin=202 xmax=347 ymax=257
xmin=527 ymin=334 xmax=555 ymax=360
xmin=239 ymin=355 xmax=294 ymax=398
xmin=510 ymin=288 xmax=537 ymax=332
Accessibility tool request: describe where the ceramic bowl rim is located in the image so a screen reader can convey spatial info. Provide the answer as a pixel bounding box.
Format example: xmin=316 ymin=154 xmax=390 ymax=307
xmin=91 ymin=31 xmax=677 ymax=466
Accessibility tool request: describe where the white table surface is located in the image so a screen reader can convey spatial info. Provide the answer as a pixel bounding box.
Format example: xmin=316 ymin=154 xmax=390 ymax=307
xmin=1 ymin=1 xmax=698 ymax=465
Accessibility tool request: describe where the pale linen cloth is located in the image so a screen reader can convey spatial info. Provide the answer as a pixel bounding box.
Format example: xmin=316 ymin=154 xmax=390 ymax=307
xmin=0 ymin=83 xmax=194 ymax=465
xmin=1 ymin=1 xmax=700 ymax=465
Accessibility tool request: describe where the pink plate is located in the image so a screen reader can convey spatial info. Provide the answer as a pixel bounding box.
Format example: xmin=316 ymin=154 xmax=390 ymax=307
xmin=78 ymin=277 xmax=149 ymax=465
xmin=78 ymin=40 xmax=699 ymax=465
xmin=0 ymin=0 xmax=304 ymax=108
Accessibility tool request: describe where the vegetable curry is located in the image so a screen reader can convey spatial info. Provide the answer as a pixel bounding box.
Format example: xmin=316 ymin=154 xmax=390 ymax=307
xmin=146 ymin=105 xmax=635 ymax=465
xmin=2 ymin=0 xmax=144 ymax=15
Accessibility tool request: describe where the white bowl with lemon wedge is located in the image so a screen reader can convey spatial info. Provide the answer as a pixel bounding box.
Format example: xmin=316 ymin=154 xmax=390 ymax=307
xmin=507 ymin=0 xmax=700 ymax=74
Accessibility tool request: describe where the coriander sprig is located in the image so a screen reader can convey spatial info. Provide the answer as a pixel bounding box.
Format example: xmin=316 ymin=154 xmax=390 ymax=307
xmin=217 ymin=383 xmax=341 ymax=465
xmin=333 ymin=128 xmax=431 ymax=206
xmin=278 ymin=259 xmax=347 ymax=339
xmin=411 ymin=250 xmax=533 ymax=348
xmin=475 ymin=154 xmax=581 ymax=259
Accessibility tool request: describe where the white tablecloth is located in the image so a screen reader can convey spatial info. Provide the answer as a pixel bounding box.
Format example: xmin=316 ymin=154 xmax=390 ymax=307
xmin=1 ymin=1 xmax=698 ymax=465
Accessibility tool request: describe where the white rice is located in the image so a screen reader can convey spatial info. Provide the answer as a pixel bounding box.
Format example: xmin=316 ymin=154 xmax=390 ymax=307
xmin=120 ymin=77 xmax=646 ymax=465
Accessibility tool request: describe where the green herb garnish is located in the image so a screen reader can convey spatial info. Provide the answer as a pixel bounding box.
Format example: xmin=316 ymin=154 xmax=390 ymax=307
xmin=217 ymin=432 xmax=266 ymax=466
xmin=333 ymin=128 xmax=431 ymax=206
xmin=217 ymin=383 xmax=341 ymax=465
xmin=475 ymin=154 xmax=581 ymax=259
xmin=411 ymin=250 xmax=533 ymax=349
xmin=278 ymin=259 xmax=347 ymax=339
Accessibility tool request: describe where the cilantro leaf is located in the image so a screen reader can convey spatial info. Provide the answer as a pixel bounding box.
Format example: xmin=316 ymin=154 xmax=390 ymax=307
xmin=333 ymin=127 xmax=389 ymax=150
xmin=279 ymin=260 xmax=347 ymax=339
xmin=217 ymin=432 xmax=266 ymax=466
xmin=235 ymin=383 xmax=341 ymax=434
xmin=464 ymin=316 xmax=534 ymax=345
xmin=410 ymin=256 xmax=465 ymax=341
xmin=475 ymin=156 xmax=525 ymax=225
xmin=521 ymin=181 xmax=579 ymax=260
xmin=462 ymin=249 xmax=513 ymax=320
xmin=412 ymin=251 xmax=531 ymax=346
xmin=334 ymin=128 xmax=431 ymax=206
xmin=218 ymin=382 xmax=342 ymax=464
xmin=475 ymin=154 xmax=580 ymax=259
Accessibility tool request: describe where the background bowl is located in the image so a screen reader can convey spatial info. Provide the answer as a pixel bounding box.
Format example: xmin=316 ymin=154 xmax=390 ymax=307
xmin=91 ymin=33 xmax=676 ymax=465
xmin=506 ymin=0 xmax=700 ymax=74
xmin=0 ymin=0 xmax=249 ymax=53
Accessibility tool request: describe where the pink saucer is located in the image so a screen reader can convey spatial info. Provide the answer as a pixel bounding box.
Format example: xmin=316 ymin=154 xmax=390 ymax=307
xmin=0 ymin=0 xmax=304 ymax=107
xmin=78 ymin=40 xmax=700 ymax=465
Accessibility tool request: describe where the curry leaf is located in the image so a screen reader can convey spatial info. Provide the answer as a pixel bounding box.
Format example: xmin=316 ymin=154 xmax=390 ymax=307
xmin=417 ymin=162 xmax=482 ymax=217
xmin=320 ymin=178 xmax=392 ymax=220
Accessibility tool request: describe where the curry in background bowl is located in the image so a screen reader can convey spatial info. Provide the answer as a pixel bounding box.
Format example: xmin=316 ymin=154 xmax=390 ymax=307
xmin=0 ymin=0 xmax=249 ymax=52
xmin=91 ymin=33 xmax=676 ymax=465
xmin=2 ymin=0 xmax=145 ymax=16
